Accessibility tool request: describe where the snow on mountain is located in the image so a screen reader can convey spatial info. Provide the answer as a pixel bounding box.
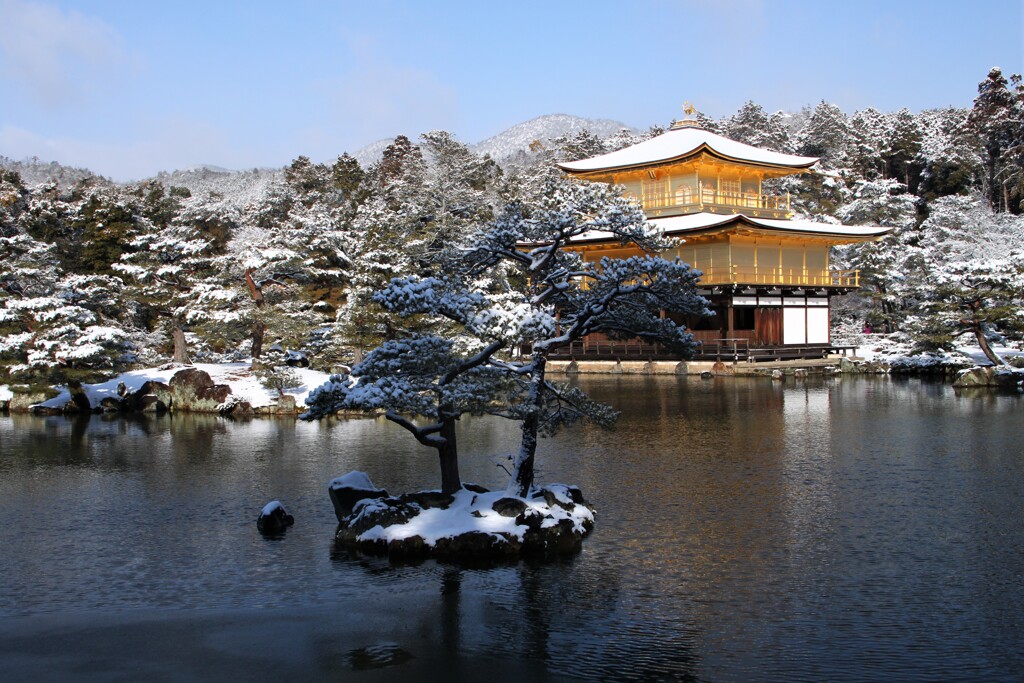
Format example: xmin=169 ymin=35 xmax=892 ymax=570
xmin=2 ymin=114 xmax=639 ymax=202
xmin=351 ymin=138 xmax=394 ymax=168
xmin=472 ymin=114 xmax=638 ymax=161
xmin=351 ymin=114 xmax=639 ymax=167
xmin=0 ymin=155 xmax=108 ymax=189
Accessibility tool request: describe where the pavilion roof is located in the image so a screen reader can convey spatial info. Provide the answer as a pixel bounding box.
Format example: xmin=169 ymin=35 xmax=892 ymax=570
xmin=557 ymin=125 xmax=818 ymax=174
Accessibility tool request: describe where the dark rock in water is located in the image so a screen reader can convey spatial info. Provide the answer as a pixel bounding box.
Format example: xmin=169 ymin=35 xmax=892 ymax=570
xmin=231 ymin=401 xmax=255 ymax=417
xmin=257 ymin=500 xmax=294 ymax=535
xmin=995 ymin=369 xmax=1024 ymax=391
xmin=139 ymin=394 xmax=167 ymax=413
xmin=67 ymin=381 xmax=91 ymax=413
xmin=700 ymin=371 xmax=713 ymax=379
xmin=124 ymin=381 xmax=170 ymax=412
xmin=328 ymin=472 xmax=389 ymax=523
xmin=462 ymin=482 xmax=489 ymax=494
xmin=491 ymin=497 xmax=527 ymax=517
xmin=99 ymin=397 xmax=122 ymax=413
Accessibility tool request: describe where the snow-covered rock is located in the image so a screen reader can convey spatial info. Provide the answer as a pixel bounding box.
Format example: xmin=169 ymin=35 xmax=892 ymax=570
xmin=257 ymin=500 xmax=295 ymax=536
xmin=328 ymin=471 xmax=390 ymax=522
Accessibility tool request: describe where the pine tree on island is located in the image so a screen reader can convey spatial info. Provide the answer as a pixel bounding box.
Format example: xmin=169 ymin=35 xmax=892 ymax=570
xmin=303 ymin=176 xmax=710 ymax=498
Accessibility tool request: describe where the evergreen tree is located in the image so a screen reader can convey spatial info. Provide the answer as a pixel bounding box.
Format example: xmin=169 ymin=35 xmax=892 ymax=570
xmin=968 ymin=67 xmax=1024 ymax=213
xmin=795 ymin=101 xmax=853 ymax=168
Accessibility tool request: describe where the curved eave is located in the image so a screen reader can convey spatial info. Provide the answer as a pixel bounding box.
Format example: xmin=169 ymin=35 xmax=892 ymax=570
xmin=553 ymin=213 xmax=890 ymax=248
xmin=558 ymin=144 xmax=817 ymax=177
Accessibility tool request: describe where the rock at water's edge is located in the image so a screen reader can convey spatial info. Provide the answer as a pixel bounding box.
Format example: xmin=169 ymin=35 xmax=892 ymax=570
xmin=257 ymin=500 xmax=295 ymax=535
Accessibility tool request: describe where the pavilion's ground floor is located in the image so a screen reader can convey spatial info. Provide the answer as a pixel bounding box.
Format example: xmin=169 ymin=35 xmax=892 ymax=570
xmin=549 ymin=289 xmax=856 ymax=362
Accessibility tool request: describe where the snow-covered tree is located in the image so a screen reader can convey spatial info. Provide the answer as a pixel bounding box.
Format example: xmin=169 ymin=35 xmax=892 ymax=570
xmin=911 ymin=256 xmax=1024 ymax=365
xmin=968 ymin=67 xmax=1024 ymax=213
xmin=724 ymin=101 xmax=791 ymax=152
xmin=115 ymin=195 xmax=236 ymax=362
xmin=795 ymin=101 xmax=854 ymax=169
xmin=306 ymin=176 xmax=709 ymax=496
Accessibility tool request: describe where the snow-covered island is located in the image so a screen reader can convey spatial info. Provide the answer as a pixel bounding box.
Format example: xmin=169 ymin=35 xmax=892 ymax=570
xmin=326 ymin=472 xmax=595 ymax=562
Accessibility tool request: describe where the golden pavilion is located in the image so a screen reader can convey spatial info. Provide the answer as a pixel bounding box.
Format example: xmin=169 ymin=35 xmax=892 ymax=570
xmin=555 ymin=114 xmax=889 ymax=360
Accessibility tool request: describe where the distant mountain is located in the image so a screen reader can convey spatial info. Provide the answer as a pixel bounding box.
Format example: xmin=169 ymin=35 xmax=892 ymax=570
xmin=351 ymin=114 xmax=639 ymax=168
xmin=0 ymin=155 xmax=107 ymax=189
xmin=472 ymin=114 xmax=637 ymax=161
xmin=2 ymin=114 xmax=641 ymax=204
xmin=351 ymin=138 xmax=394 ymax=168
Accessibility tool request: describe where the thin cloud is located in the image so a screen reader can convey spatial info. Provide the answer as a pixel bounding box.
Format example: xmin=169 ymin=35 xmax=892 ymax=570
xmin=0 ymin=0 xmax=133 ymax=108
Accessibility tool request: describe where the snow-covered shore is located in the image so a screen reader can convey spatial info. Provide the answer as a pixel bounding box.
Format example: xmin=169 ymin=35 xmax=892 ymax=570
xmin=2 ymin=363 xmax=331 ymax=413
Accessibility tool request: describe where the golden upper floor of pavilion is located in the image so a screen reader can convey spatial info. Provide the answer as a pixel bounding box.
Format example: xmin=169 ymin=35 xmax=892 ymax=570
xmin=557 ymin=120 xmax=818 ymax=220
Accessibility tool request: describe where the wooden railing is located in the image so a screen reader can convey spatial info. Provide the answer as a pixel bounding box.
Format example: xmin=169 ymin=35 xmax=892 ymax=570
xmin=640 ymin=189 xmax=791 ymax=215
xmin=694 ymin=266 xmax=860 ymax=288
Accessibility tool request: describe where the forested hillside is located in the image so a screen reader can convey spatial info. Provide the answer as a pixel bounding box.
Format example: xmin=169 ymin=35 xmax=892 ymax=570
xmin=2 ymin=68 xmax=1022 ymax=387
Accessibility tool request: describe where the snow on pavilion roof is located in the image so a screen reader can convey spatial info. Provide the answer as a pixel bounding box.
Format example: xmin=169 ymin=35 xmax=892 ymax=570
xmin=557 ymin=125 xmax=818 ymax=174
xmin=567 ymin=212 xmax=891 ymax=245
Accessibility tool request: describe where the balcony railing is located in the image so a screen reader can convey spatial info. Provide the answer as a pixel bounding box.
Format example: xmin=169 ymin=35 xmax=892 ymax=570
xmin=695 ymin=266 xmax=860 ymax=288
xmin=639 ymin=188 xmax=791 ymax=217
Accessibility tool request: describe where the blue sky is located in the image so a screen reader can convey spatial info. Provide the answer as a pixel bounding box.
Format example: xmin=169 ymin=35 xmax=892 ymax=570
xmin=1 ymin=0 xmax=1021 ymax=180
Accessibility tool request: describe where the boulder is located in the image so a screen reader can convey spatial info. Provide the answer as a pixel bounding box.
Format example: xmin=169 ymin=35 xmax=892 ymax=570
xmin=397 ymin=490 xmax=453 ymax=510
xmin=8 ymin=389 xmax=54 ymax=413
xmin=994 ymin=369 xmax=1024 ymax=391
xmin=346 ymin=498 xmax=417 ymax=535
xmin=839 ymin=357 xmax=858 ymax=373
xmin=168 ymin=368 xmax=232 ymax=411
xmin=257 ymin=500 xmax=294 ymax=536
xmin=328 ymin=471 xmax=389 ymax=522
xmin=99 ymin=397 xmax=122 ymax=413
xmin=274 ymin=394 xmax=297 ymax=413
xmin=285 ymin=350 xmax=309 ymax=368
xmin=491 ymin=497 xmax=527 ymax=518
xmin=139 ymin=394 xmax=167 ymax=413
xmin=169 ymin=367 xmax=215 ymax=391
xmin=954 ymin=367 xmax=994 ymax=388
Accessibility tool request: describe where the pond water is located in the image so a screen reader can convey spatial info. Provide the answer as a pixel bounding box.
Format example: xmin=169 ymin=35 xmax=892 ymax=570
xmin=1 ymin=376 xmax=1022 ymax=682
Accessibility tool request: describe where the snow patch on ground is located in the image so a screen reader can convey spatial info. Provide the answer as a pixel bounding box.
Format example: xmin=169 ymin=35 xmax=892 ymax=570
xmin=0 ymin=385 xmax=13 ymax=401
xmin=852 ymin=335 xmax=1023 ymax=367
xmin=35 ymin=363 xmax=330 ymax=410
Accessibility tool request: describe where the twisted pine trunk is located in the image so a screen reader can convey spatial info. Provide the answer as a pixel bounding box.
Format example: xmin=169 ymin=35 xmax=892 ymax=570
xmin=437 ymin=417 xmax=462 ymax=495
xmin=509 ymin=354 xmax=546 ymax=497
